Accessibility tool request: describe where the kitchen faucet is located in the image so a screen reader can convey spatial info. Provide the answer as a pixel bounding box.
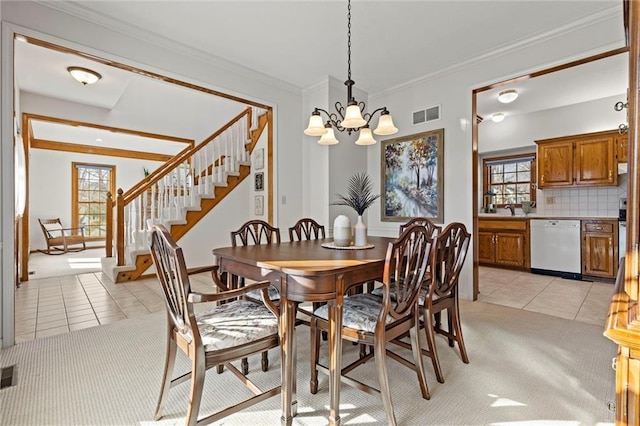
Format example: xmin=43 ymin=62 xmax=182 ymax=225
xmin=504 ymin=204 xmax=515 ymax=216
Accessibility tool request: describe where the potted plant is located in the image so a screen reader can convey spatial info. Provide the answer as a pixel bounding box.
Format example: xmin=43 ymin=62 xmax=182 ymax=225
xmin=332 ymin=172 xmax=380 ymax=246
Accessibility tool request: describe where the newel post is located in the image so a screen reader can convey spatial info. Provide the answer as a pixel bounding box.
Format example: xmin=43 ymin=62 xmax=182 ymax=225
xmin=105 ymin=191 xmax=113 ymax=258
xmin=116 ymin=188 xmax=125 ymax=266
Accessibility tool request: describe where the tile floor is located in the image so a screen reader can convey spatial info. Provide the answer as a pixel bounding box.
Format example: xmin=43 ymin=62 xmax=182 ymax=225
xmin=14 ymin=264 xmax=614 ymax=344
xmin=478 ymin=266 xmax=613 ymax=326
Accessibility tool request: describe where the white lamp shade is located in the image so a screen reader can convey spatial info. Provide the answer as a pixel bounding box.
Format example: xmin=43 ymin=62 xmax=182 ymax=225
xmin=67 ymin=67 xmax=102 ymax=85
xmin=498 ymin=89 xmax=518 ymax=104
xmin=341 ymin=105 xmax=367 ymax=128
xmin=373 ymin=113 xmax=398 ymax=135
xmin=491 ymin=113 xmax=505 ymax=123
xmin=318 ymin=127 xmax=339 ymax=145
xmin=304 ymin=114 xmax=328 ymax=136
xmin=355 ymin=127 xmax=377 ymax=145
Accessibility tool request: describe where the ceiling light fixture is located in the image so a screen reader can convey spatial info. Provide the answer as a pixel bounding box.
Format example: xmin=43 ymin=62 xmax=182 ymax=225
xmin=67 ymin=66 xmax=102 ymax=85
xmin=498 ymin=89 xmax=518 ymax=104
xmin=492 ymin=113 xmax=505 ymax=123
xmin=304 ymin=0 xmax=398 ymax=145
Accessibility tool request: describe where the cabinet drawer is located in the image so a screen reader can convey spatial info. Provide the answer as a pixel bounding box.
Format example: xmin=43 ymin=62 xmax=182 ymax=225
xmin=478 ymin=220 xmax=528 ymax=231
xmin=584 ymin=222 xmax=614 ymax=233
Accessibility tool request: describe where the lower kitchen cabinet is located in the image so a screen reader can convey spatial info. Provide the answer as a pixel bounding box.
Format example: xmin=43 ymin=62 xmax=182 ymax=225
xmin=478 ymin=218 xmax=529 ymax=269
xmin=582 ymin=219 xmax=618 ymax=279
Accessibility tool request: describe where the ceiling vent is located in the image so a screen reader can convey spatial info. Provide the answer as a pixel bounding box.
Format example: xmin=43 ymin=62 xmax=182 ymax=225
xmin=412 ymin=105 xmax=441 ymax=125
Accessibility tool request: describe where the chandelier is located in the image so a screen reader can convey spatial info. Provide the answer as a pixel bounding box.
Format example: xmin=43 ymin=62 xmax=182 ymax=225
xmin=304 ymin=0 xmax=398 ymax=145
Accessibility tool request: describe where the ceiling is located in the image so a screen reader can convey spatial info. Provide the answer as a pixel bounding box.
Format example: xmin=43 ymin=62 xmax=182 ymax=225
xmin=16 ymin=1 xmax=627 ymax=150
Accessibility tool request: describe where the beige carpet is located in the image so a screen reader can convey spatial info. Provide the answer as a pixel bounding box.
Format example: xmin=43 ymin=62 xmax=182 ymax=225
xmin=1 ymin=300 xmax=616 ymax=425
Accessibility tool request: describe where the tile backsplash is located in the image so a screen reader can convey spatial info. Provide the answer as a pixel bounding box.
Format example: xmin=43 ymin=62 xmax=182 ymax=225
xmin=535 ymin=173 xmax=627 ymax=217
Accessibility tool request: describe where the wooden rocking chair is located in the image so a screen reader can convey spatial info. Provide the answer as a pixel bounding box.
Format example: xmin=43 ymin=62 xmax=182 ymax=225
xmin=38 ymin=218 xmax=86 ymax=255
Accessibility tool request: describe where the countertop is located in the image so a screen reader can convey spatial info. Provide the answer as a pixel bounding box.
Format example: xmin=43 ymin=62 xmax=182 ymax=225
xmin=478 ymin=214 xmax=620 ymax=221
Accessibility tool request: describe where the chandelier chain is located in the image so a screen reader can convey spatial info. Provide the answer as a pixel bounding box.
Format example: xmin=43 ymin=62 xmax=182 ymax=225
xmin=347 ymin=0 xmax=351 ymax=81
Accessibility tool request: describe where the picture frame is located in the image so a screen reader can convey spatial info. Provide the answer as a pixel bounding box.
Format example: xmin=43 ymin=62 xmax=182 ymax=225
xmin=255 ymin=195 xmax=264 ymax=216
xmin=253 ymin=148 xmax=264 ymax=170
xmin=381 ymin=128 xmax=444 ymax=223
xmin=254 ymin=172 xmax=264 ymax=191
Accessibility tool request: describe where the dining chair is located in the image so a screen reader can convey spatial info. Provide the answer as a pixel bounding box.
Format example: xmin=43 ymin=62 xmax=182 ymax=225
xmin=309 ymin=224 xmax=434 ymax=426
xmin=398 ymin=217 xmax=442 ymax=237
xmin=230 ymin=219 xmax=281 ymax=374
xmin=288 ymin=217 xmax=325 ymax=241
xmin=419 ymin=222 xmax=471 ymax=383
xmin=150 ymin=225 xmax=280 ymax=426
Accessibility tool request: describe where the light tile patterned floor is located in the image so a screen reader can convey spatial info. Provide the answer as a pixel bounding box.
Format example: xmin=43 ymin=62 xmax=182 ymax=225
xmin=14 ymin=271 xmax=215 ymax=343
xmin=14 ymin=264 xmax=613 ymax=344
xmin=478 ymin=266 xmax=613 ymax=326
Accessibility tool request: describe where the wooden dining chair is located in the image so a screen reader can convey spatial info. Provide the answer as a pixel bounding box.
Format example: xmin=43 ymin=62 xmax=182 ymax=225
xmin=398 ymin=217 xmax=442 ymax=237
xmin=229 ymin=219 xmax=281 ymax=374
xmin=309 ymin=224 xmax=434 ymax=426
xmin=419 ymin=222 xmax=471 ymax=383
xmin=150 ymin=225 xmax=280 ymax=426
xmin=288 ymin=218 xmax=325 ymax=241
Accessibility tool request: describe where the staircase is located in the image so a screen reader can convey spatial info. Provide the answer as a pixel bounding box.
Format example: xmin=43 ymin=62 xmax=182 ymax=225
xmin=101 ymin=106 xmax=270 ymax=282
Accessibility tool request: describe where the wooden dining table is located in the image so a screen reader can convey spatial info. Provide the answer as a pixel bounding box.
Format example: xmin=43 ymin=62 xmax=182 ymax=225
xmin=212 ymin=235 xmax=395 ymax=426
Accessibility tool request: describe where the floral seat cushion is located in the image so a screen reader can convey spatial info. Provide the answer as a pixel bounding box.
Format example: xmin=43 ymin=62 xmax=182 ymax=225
xmin=371 ymin=283 xmax=437 ymax=306
xmin=313 ymin=293 xmax=395 ymax=333
xmin=195 ymin=299 xmax=278 ymax=352
xmin=245 ymin=285 xmax=281 ymax=302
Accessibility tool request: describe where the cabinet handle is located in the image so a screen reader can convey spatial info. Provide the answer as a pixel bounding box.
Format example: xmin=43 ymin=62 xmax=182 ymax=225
xmin=609 ymin=169 xmax=613 ymax=180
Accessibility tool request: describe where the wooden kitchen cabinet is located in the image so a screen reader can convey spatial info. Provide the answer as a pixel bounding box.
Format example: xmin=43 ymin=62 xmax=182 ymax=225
xmin=478 ymin=218 xmax=529 ymax=269
xmin=582 ymin=219 xmax=618 ymax=279
xmin=536 ymin=130 xmax=617 ymax=188
xmin=616 ymin=133 xmax=628 ymax=163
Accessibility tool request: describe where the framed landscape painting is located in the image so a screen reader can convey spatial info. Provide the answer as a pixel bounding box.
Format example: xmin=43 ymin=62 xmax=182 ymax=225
xmin=381 ymin=128 xmax=444 ymax=223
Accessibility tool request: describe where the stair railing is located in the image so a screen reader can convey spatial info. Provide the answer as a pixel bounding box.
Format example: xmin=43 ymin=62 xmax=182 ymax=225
xmin=106 ymin=106 xmax=265 ymax=266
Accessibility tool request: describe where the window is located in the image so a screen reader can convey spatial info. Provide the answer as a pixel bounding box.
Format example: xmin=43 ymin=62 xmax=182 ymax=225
xmin=72 ymin=163 xmax=116 ymax=239
xmin=483 ymin=154 xmax=536 ymax=206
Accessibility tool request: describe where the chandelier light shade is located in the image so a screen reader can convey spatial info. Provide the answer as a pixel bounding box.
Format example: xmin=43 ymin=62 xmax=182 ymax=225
xmin=304 ymin=0 xmax=398 ymax=145
xmin=67 ymin=66 xmax=102 ymax=85
xmin=498 ymin=89 xmax=518 ymax=104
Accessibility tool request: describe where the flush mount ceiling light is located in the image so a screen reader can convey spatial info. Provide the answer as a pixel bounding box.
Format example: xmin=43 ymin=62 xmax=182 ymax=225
xmin=492 ymin=113 xmax=505 ymax=123
xmin=67 ymin=66 xmax=102 ymax=85
xmin=304 ymin=0 xmax=398 ymax=146
xmin=498 ymin=89 xmax=518 ymax=104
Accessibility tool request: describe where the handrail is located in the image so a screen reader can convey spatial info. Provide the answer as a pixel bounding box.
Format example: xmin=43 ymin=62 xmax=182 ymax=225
xmin=122 ymin=107 xmax=251 ymax=204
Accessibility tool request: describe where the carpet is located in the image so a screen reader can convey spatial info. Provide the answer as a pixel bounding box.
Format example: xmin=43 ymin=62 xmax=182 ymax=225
xmin=0 ymin=300 xmax=616 ymax=425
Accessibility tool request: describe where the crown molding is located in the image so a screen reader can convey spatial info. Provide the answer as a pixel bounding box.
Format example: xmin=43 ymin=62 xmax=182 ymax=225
xmin=373 ymin=6 xmax=624 ymax=97
xmin=35 ymin=1 xmax=302 ymax=96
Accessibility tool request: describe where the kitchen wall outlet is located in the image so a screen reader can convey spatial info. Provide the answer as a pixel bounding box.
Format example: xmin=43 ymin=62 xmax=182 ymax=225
xmin=546 ymin=196 xmax=556 ymax=204
xmin=281 ymin=195 xmax=287 ymax=205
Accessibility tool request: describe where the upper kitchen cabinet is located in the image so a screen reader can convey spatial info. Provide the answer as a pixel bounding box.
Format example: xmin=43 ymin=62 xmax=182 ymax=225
xmin=616 ymin=133 xmax=628 ymax=163
xmin=536 ymin=129 xmax=618 ymax=188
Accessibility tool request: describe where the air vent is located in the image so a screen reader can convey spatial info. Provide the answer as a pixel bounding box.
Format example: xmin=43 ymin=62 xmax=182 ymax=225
xmin=1 ymin=365 xmax=17 ymax=389
xmin=412 ymin=105 xmax=441 ymax=125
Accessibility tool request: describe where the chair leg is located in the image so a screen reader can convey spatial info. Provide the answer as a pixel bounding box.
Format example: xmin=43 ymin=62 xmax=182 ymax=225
xmin=261 ymin=351 xmax=269 ymax=372
xmin=185 ymin=354 xmax=206 ymax=426
xmin=451 ymin=303 xmax=470 ymax=364
xmin=241 ymin=357 xmax=249 ymax=375
xmin=374 ymin=338 xmax=397 ymax=426
xmin=447 ymin=309 xmax=455 ymax=347
xmin=424 ymin=309 xmax=444 ymax=383
xmin=409 ymin=324 xmax=430 ymax=400
xmin=154 ymin=332 xmax=177 ymax=420
xmin=309 ymin=317 xmax=320 ymax=394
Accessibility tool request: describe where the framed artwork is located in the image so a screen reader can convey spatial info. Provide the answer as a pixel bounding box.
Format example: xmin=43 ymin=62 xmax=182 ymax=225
xmin=253 ymin=148 xmax=264 ymax=170
xmin=254 ymin=172 xmax=264 ymax=191
xmin=255 ymin=195 xmax=264 ymax=216
xmin=381 ymin=128 xmax=444 ymax=223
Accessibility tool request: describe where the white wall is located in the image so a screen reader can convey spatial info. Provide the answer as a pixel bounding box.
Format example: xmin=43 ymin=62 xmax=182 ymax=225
xmin=28 ymin=148 xmax=163 ymax=251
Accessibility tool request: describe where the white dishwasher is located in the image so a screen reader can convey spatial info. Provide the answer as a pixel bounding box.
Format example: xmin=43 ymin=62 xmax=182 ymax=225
xmin=530 ymin=219 xmax=582 ymax=280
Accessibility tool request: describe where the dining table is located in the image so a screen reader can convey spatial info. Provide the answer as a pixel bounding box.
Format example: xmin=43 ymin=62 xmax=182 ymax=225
xmin=212 ymin=235 xmax=396 ymax=425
